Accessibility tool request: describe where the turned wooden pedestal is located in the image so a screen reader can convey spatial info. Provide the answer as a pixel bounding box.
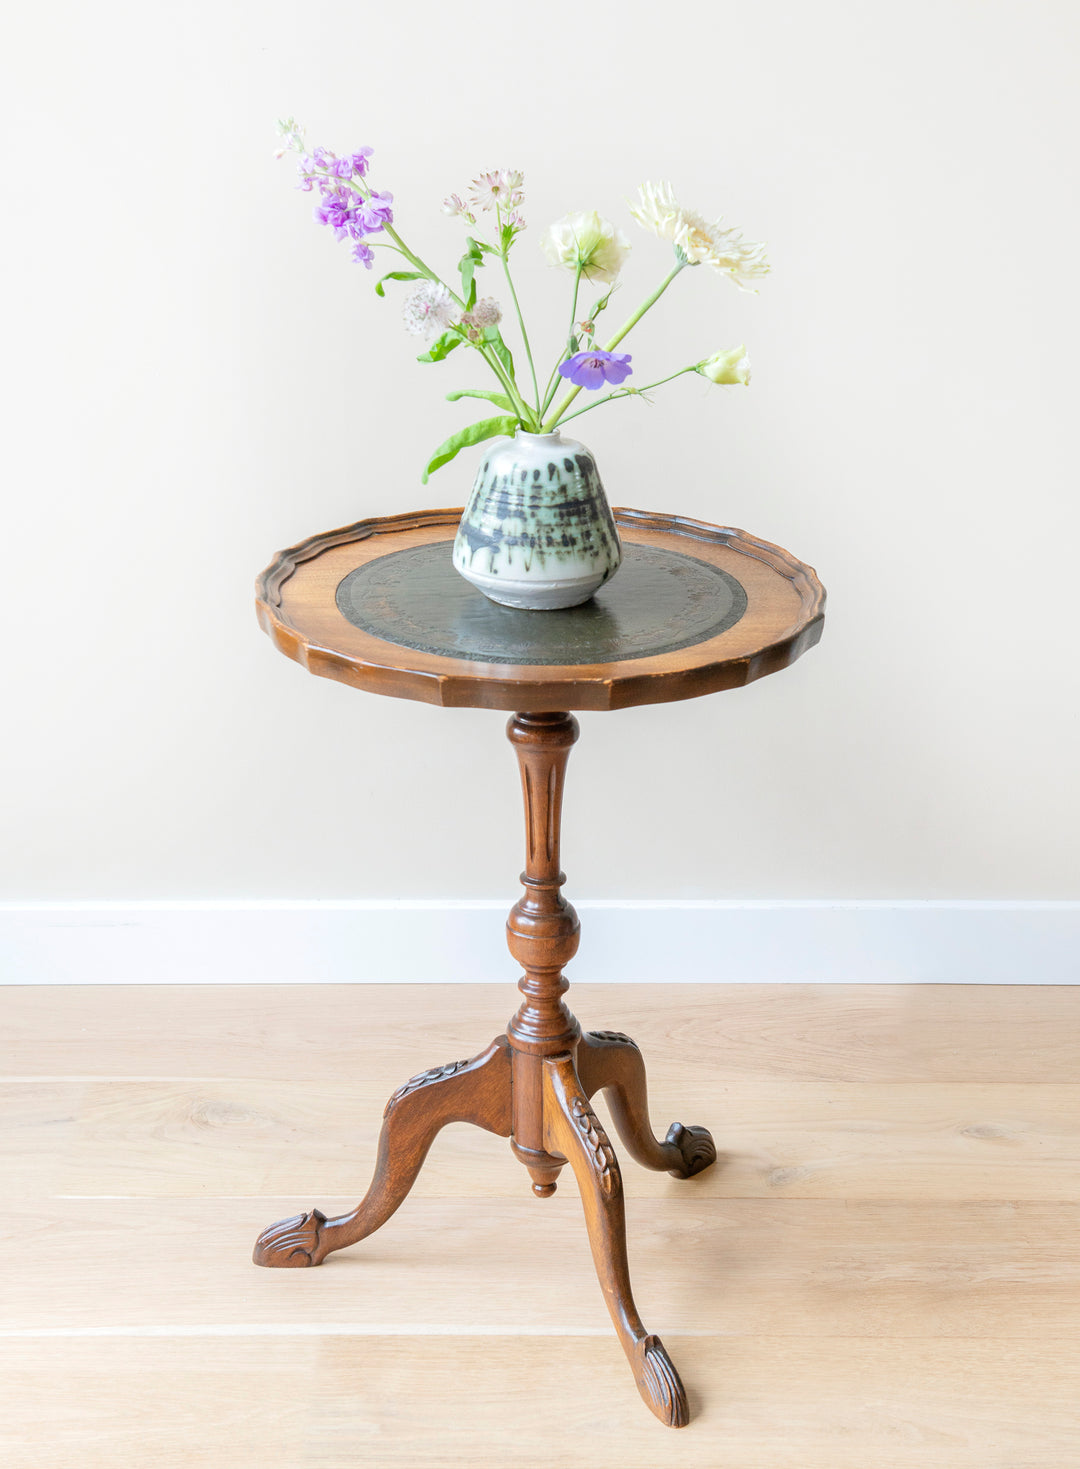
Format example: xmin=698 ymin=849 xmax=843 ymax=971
xmin=252 ymin=508 xmax=825 ymax=1427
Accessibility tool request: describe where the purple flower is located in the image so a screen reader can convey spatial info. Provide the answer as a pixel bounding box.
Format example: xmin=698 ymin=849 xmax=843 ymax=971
xmin=351 ymin=240 xmax=375 ymax=268
xmin=557 ymin=350 xmax=633 ymax=390
xmin=313 ymin=188 xmax=357 ymax=240
xmin=350 ymin=147 xmax=374 ymax=178
xmin=356 ymin=188 xmax=394 ymax=232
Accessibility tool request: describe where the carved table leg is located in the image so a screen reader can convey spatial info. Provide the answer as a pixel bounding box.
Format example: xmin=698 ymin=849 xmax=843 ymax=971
xmin=542 ymin=1050 xmax=690 ymax=1429
xmin=253 ymin=1036 xmax=511 ymax=1267
xmin=577 ymin=1030 xmax=717 ymax=1180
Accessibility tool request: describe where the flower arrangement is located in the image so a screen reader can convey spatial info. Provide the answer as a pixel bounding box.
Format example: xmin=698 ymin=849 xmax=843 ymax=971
xmin=275 ymin=120 xmax=768 ymax=485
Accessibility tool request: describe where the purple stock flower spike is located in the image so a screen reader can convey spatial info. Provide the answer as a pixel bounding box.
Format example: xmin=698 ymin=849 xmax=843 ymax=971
xmin=357 ymin=189 xmax=394 ymax=232
xmin=557 ymin=350 xmax=633 ymax=390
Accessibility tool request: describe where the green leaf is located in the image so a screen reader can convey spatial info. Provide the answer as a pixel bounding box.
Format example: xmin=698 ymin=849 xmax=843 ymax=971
xmin=374 ymin=270 xmax=423 ymax=298
xmin=482 ymin=326 xmax=515 ymax=380
xmin=459 ymin=238 xmax=485 ymax=302
xmin=417 ymin=331 xmax=462 ymax=364
xmin=421 ymin=415 xmax=518 ymax=484
xmin=446 ymin=388 xmax=516 ymax=412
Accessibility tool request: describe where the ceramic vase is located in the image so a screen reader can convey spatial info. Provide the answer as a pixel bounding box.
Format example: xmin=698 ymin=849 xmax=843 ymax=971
xmin=452 ymin=430 xmax=622 ymax=610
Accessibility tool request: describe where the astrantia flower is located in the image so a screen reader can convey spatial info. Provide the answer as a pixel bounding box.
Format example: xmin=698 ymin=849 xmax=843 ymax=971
xmin=630 ymin=180 xmax=769 ymax=291
xmin=469 ymin=168 xmax=525 ymax=211
xmin=541 ymin=210 xmax=631 ymax=284
xmin=402 ymin=282 xmax=460 ymax=339
xmin=557 ymin=350 xmax=633 ymax=390
xmin=461 ymin=297 xmax=502 ymax=340
xmin=698 ymin=346 xmax=751 ymax=385
xmin=442 ymin=193 xmax=477 ymax=224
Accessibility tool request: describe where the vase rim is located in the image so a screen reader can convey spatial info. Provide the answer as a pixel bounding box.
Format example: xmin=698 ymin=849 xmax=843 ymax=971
xmin=513 ymin=428 xmax=563 ymax=442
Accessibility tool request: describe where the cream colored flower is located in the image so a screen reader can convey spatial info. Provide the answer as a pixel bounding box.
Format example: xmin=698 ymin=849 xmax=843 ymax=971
xmin=628 ymin=180 xmax=683 ymax=244
xmin=630 ymin=181 xmax=769 ymax=291
xmin=698 ymin=346 xmax=751 ymax=385
xmin=541 ymin=210 xmax=631 ymax=284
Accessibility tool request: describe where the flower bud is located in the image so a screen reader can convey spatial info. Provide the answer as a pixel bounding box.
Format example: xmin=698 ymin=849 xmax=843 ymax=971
xmin=698 ymin=346 xmax=751 ymax=385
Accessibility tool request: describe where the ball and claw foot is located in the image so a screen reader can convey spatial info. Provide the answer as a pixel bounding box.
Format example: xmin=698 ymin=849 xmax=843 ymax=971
xmin=253 ymin=1208 xmax=328 ymax=1268
xmin=665 ymin=1122 xmax=717 ymax=1180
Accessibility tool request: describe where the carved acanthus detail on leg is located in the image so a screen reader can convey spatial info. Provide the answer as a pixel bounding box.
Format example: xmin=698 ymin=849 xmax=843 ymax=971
xmin=568 ymin=1094 xmax=619 ymax=1198
xmin=384 ymin=1058 xmax=473 ymax=1116
xmin=542 ymin=1050 xmax=690 ymax=1428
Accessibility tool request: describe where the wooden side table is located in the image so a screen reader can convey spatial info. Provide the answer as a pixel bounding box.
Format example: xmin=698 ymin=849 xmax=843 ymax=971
xmin=252 ymin=507 xmax=825 ymax=1427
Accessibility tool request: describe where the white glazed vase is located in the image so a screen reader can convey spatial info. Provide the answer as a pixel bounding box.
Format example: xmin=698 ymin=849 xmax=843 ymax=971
xmin=452 ymin=430 xmax=622 ymax=610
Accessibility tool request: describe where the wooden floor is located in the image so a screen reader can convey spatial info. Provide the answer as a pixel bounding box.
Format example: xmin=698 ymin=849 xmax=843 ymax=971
xmin=2 ymin=982 xmax=1079 ymax=1467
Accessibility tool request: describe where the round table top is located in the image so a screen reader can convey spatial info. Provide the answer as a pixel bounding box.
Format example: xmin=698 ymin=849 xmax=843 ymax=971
xmin=255 ymin=508 xmax=825 ymax=712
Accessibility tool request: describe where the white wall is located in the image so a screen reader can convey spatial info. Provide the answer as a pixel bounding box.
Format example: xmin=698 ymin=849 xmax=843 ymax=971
xmin=3 ymin=0 xmax=1078 ymax=910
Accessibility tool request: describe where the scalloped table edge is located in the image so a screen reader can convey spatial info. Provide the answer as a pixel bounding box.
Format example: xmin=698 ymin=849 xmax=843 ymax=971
xmin=255 ymin=507 xmax=826 ymax=712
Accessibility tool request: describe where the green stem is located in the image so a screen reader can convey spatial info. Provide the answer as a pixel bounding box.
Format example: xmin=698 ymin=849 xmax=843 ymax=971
xmin=541 ymin=259 xmax=687 ymax=431
xmin=381 ymin=218 xmax=534 ymax=428
xmin=540 ymin=264 xmax=584 ymax=418
xmin=497 ymin=215 xmax=540 ymax=413
xmin=555 ymin=366 xmax=699 ymax=425
xmin=313 ymin=171 xmax=533 ymax=423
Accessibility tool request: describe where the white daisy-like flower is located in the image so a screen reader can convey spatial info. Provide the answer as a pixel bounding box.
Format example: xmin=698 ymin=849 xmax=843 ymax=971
xmin=402 ymin=282 xmax=460 ymax=339
xmin=627 ymin=180 xmax=683 ymax=243
xmin=541 ymin=210 xmax=631 ymax=284
xmin=469 ymin=168 xmax=525 ymax=211
xmin=698 ymin=346 xmax=751 ymax=385
xmin=630 ymin=181 xmax=769 ymax=291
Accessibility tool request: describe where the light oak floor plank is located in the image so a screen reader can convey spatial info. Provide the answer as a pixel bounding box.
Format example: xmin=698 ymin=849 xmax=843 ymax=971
xmin=6 ymin=1076 xmax=1080 ymax=1200
xmin=2 ymin=982 xmax=1079 ymax=1466
xmin=2 ymin=1197 xmax=1078 ymax=1340
xmin=5 ymin=982 xmax=1080 ymax=1082
xmin=2 ymin=1335 xmax=1078 ymax=1469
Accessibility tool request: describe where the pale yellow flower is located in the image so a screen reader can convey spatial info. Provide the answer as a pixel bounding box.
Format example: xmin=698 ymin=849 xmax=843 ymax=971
xmin=699 ymin=346 xmax=751 ymax=385
xmin=627 ymin=180 xmax=683 ymax=244
xmin=541 ymin=210 xmax=631 ymax=284
xmin=630 ymin=181 xmax=769 ymax=291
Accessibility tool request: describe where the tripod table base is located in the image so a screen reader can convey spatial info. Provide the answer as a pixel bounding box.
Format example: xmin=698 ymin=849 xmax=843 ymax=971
xmin=254 ymin=1026 xmax=715 ymax=1428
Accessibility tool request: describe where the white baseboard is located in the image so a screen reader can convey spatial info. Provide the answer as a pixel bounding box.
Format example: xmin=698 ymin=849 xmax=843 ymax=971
xmin=0 ymin=900 xmax=1077 ymax=985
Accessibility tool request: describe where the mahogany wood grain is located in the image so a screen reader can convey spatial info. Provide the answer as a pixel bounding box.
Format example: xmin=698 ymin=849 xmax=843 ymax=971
xmin=577 ymin=1029 xmax=718 ymax=1178
xmin=255 ymin=507 xmax=825 ymax=711
xmin=252 ymin=1037 xmax=511 ymax=1267
xmin=251 ymin=709 xmax=718 ymax=1423
xmin=250 ymin=510 xmax=824 ymax=1425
